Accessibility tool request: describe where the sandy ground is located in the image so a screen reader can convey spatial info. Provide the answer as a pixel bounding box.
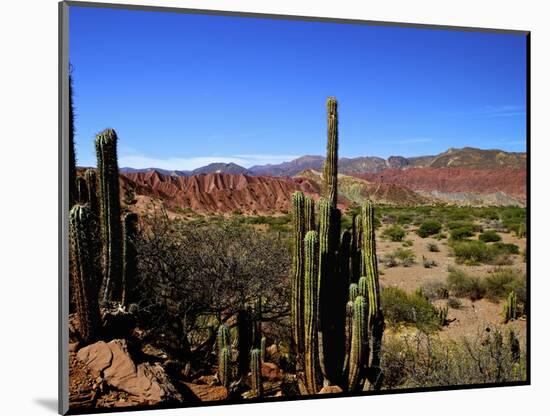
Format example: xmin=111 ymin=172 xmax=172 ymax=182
xmin=377 ymin=225 xmax=527 ymax=342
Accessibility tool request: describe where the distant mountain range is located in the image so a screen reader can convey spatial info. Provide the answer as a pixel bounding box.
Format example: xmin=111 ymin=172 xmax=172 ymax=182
xmin=120 ymin=147 xmax=526 ymax=177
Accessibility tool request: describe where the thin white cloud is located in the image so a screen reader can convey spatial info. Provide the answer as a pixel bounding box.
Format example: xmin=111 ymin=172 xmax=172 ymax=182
xmin=118 ymin=154 xmax=300 ymax=170
xmin=479 ymin=105 xmax=526 ymax=118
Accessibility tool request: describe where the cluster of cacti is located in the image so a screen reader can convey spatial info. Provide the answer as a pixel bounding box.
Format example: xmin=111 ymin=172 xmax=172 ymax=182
xmin=69 ymin=204 xmax=100 ymax=344
xmin=503 ymin=291 xmax=518 ymax=323
xmin=437 ymin=305 xmax=449 ymax=327
xmin=95 ymin=128 xmax=124 ymax=303
xmin=291 ymin=97 xmax=384 ymax=394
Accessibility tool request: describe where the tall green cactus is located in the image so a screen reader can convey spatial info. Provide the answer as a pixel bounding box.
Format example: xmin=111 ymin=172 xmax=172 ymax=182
xmin=95 ymin=128 xmax=123 ymax=303
xmin=291 ymin=191 xmax=306 ymax=357
xmin=217 ymin=324 xmax=230 ymax=355
xmin=122 ymin=212 xmax=138 ymax=307
xmin=350 ymin=215 xmax=361 ymax=284
xmin=260 ymin=336 xmax=267 ymax=362
xmin=323 ymin=97 xmax=338 ymax=207
xmin=69 ymin=204 xmax=100 ymax=344
xmin=219 ymin=347 xmax=231 ymax=388
xmin=361 ymin=200 xmax=384 ymax=390
xmin=250 ymin=349 xmax=263 ymax=398
xmin=339 ymin=230 xmax=351 ymax=287
xmin=348 ymin=296 xmax=368 ymax=391
xmin=349 ymin=283 xmax=359 ymax=302
xmin=303 ymin=230 xmax=321 ymax=394
xmin=69 ymin=74 xmax=77 ymax=208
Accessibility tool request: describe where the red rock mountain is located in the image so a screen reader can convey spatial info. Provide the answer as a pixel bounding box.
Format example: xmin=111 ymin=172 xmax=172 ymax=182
xmin=122 ymin=171 xmax=321 ymax=214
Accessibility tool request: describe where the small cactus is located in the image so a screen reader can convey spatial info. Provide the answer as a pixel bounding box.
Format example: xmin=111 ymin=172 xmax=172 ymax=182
xmin=503 ymin=291 xmax=518 ymax=323
xmin=250 ymin=349 xmax=263 ymax=398
xmin=260 ymin=336 xmax=267 ymax=362
xmin=349 ymin=283 xmax=359 ymax=302
xmin=291 ymin=191 xmax=306 ymax=356
xmin=437 ymin=305 xmax=448 ymax=327
xmin=219 ymin=347 xmax=231 ymax=388
xmin=348 ymin=296 xmax=368 ymax=391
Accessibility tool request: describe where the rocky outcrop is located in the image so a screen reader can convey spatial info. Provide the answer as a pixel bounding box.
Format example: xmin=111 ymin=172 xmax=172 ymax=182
xmin=76 ymin=339 xmax=183 ymax=406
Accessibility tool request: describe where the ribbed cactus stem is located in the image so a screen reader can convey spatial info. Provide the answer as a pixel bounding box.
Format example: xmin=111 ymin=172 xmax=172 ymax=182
xmin=358 ymin=276 xmax=368 ymax=298
xmin=219 ymin=347 xmax=231 ymax=388
xmin=95 ymin=128 xmax=123 ymax=303
xmin=362 ymin=201 xmax=382 ymax=325
xmin=217 ymin=323 xmax=230 ymax=356
xmin=340 ymin=230 xmax=351 ymax=287
xmin=69 ymin=204 xmax=100 ymax=344
xmin=324 ymin=97 xmax=338 ymax=208
xmin=121 ymin=212 xmax=138 ymax=307
xmin=260 ymin=336 xmax=266 ymax=362
xmin=349 ymin=283 xmax=359 ymax=302
xmin=348 ymin=296 xmax=368 ymax=391
xmin=304 ymin=195 xmax=316 ymax=232
xmin=250 ymin=349 xmax=263 ymax=398
xmin=303 ymin=230 xmax=320 ymax=394
xmin=350 ymin=214 xmax=361 ymax=284
xmin=291 ymin=191 xmax=306 ymax=356
xmin=76 ymin=176 xmax=88 ymax=204
xmin=503 ymin=291 xmax=517 ymax=323
xmin=84 ymin=169 xmax=99 ymax=220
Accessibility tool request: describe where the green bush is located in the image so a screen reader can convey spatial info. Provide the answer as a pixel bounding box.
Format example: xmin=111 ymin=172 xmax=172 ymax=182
xmin=447 ymin=267 xmax=485 ymax=300
xmin=381 ymin=286 xmax=441 ymax=331
xmin=420 ymin=279 xmax=448 ymax=300
xmin=450 ymin=227 xmax=475 ymax=240
xmin=479 ymin=230 xmax=502 ymax=242
xmin=397 ymin=213 xmax=414 ymax=225
xmin=484 ymin=268 xmax=526 ymax=303
xmin=402 ymin=239 xmax=414 ymax=247
xmin=492 ymin=242 xmax=520 ymax=255
xmin=422 ymin=256 xmax=437 ymax=268
xmin=394 ymin=247 xmax=416 ymax=267
xmin=417 ymin=220 xmax=442 ymax=238
xmin=382 ymin=225 xmax=406 ymax=242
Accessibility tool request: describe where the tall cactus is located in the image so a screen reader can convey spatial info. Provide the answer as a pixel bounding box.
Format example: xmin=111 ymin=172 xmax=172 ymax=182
xmin=250 ymin=349 xmax=263 ymax=398
xmin=217 ymin=324 xmax=230 ymax=356
xmin=122 ymin=212 xmax=138 ymax=307
xmin=503 ymin=291 xmax=518 ymax=323
xmin=362 ymin=200 xmax=384 ymax=389
xmin=348 ymin=296 xmax=368 ymax=391
xmin=76 ymin=176 xmax=88 ymax=204
xmin=323 ymin=97 xmax=338 ymax=207
xmin=95 ymin=128 xmax=123 ymax=303
xmin=350 ymin=214 xmax=361 ymax=284
xmin=69 ymin=204 xmax=100 ymax=344
xmin=304 ymin=195 xmax=316 ymax=232
xmin=291 ymin=191 xmax=306 ymax=357
xmin=69 ymin=74 xmax=77 ymax=208
xmin=303 ymin=231 xmax=321 ymax=394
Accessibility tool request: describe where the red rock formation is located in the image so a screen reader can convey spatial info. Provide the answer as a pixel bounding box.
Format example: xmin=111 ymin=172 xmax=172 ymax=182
xmin=356 ymin=168 xmax=526 ymax=202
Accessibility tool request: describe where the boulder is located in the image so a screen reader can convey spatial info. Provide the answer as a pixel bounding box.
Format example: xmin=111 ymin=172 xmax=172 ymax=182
xmin=318 ymin=385 xmax=343 ymax=394
xmin=77 ymin=339 xmax=182 ymax=405
xmin=261 ymin=362 xmax=283 ymax=381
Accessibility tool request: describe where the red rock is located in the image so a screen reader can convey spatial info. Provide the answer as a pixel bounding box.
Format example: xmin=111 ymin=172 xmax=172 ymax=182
xmin=261 ymin=362 xmax=283 ymax=381
xmin=318 ymin=385 xmax=343 ymax=394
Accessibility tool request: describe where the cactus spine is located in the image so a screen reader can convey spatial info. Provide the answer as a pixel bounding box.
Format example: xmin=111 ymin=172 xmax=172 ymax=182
xmin=122 ymin=212 xmax=138 ymax=307
xmin=291 ymin=191 xmax=306 ymax=357
xmin=250 ymin=349 xmax=263 ymax=398
xmin=69 ymin=204 xmax=100 ymax=344
xmin=95 ymin=128 xmax=123 ymax=303
xmin=303 ymin=230 xmax=321 ymax=394
xmin=348 ymin=296 xmax=368 ymax=391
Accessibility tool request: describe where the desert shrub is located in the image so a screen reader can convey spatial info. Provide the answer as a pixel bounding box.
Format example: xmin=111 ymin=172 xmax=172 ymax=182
xmin=426 ymin=242 xmax=440 ymax=252
xmin=383 ymin=225 xmax=406 ymax=242
xmin=479 ymin=230 xmax=502 ymax=243
xmin=420 ymin=279 xmax=448 ymax=300
xmin=434 ymin=232 xmax=447 ymax=240
xmin=483 ymin=268 xmax=526 ymax=304
xmin=381 ymin=328 xmax=526 ymax=389
xmin=422 ymin=256 xmax=437 ymax=268
xmin=397 ymin=213 xmax=414 ymax=225
xmin=450 ymin=226 xmax=475 ymax=240
xmin=402 ymin=239 xmax=414 ymax=247
xmin=447 ymin=221 xmax=481 ymax=232
xmin=447 ymin=267 xmax=485 ymax=300
xmin=447 ymin=297 xmax=462 ymax=309
xmin=451 ymin=240 xmax=494 ymax=264
xmin=381 ymin=287 xmax=441 ymax=331
xmin=492 ymin=242 xmax=520 ymax=255
xmin=417 ymin=220 xmax=442 ymax=238
xmin=394 ymin=247 xmax=416 ymax=267
xmin=381 ymin=253 xmax=398 ymax=268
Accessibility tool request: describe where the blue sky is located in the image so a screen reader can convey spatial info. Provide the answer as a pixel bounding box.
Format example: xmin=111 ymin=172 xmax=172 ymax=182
xmin=69 ymin=6 xmax=527 ymax=169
